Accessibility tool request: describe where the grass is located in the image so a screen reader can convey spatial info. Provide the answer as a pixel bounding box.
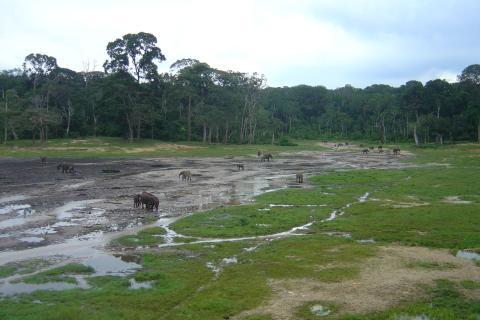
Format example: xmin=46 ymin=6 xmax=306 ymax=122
xmin=111 ymin=227 xmax=166 ymax=247
xmin=0 ymin=136 xmax=326 ymax=158
xmin=17 ymin=264 xmax=95 ymax=284
xmin=0 ymin=259 xmax=54 ymax=279
xmin=1 ymin=142 xmax=480 ymax=319
xmin=339 ymin=280 xmax=480 ymax=320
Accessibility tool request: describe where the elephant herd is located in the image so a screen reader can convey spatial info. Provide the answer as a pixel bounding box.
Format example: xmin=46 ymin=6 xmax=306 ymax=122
xmin=361 ymin=145 xmax=401 ymax=155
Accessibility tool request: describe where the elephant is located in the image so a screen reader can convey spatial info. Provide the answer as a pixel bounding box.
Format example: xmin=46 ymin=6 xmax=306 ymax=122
xmin=261 ymin=154 xmax=273 ymax=162
xmin=236 ymin=163 xmax=245 ymax=171
xmin=296 ymin=172 xmax=304 ymax=183
xmin=40 ymin=157 xmax=47 ymax=165
xmin=133 ymin=194 xmax=142 ymax=208
xmin=179 ymin=170 xmax=192 ymax=180
xmin=140 ymin=192 xmax=159 ymax=211
xmin=378 ymin=146 xmax=384 ymax=153
xmin=393 ymin=148 xmax=401 ymax=155
xmin=362 ymin=149 xmax=369 ymax=154
xmin=57 ymin=162 xmax=75 ymax=173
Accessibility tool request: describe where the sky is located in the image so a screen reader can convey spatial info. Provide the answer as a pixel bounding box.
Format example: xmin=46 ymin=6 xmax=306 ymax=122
xmin=1 ymin=0 xmax=479 ymax=89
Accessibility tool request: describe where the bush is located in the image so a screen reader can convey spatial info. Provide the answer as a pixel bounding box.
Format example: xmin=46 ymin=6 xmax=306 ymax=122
xmin=277 ymin=137 xmax=298 ymax=146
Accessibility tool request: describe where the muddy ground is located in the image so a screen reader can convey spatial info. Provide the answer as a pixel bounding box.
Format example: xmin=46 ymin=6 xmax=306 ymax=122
xmin=0 ymin=145 xmax=411 ymax=287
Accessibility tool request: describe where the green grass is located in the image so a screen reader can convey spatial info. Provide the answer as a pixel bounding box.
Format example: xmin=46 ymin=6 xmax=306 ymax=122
xmin=111 ymin=227 xmax=166 ymax=247
xmin=1 ymin=142 xmax=480 ymax=319
xmin=0 ymin=259 xmax=54 ymax=279
xmin=17 ymin=264 xmax=95 ymax=285
xmin=0 ymin=136 xmax=326 ymax=158
xmin=171 ymin=204 xmax=330 ymax=238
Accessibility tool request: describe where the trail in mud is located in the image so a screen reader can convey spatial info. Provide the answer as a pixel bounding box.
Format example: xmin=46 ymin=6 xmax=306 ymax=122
xmin=0 ymin=147 xmax=409 ymax=295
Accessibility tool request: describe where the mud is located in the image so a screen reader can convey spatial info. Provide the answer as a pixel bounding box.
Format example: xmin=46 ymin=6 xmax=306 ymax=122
xmin=0 ymin=148 xmax=410 ymax=293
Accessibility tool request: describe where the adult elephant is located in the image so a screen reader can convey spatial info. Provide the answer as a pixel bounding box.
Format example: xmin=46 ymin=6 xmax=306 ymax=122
xmin=141 ymin=192 xmax=159 ymax=211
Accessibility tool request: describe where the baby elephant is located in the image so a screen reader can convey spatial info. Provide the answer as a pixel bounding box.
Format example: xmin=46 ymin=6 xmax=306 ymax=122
xmin=261 ymin=154 xmax=273 ymax=162
xmin=133 ymin=194 xmax=142 ymax=208
xmin=57 ymin=162 xmax=75 ymax=173
xmin=179 ymin=170 xmax=192 ymax=181
xmin=362 ymin=149 xmax=369 ymax=155
xmin=393 ymin=148 xmax=401 ymax=155
xmin=296 ymin=172 xmax=304 ymax=183
xmin=236 ymin=163 xmax=245 ymax=171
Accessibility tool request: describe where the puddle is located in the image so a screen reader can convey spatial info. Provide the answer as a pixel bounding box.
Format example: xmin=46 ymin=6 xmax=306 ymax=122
xmin=357 ymin=239 xmax=376 ymax=244
xmin=61 ymin=181 xmax=94 ymax=190
xmin=19 ymin=237 xmax=45 ymax=243
xmin=54 ymin=199 xmax=103 ymax=220
xmin=129 ymin=278 xmax=153 ymax=290
xmin=442 ymin=196 xmax=472 ymax=204
xmin=0 ymin=195 xmax=30 ymax=204
xmin=310 ymin=304 xmax=331 ymax=317
xmin=221 ymin=256 xmax=237 ymax=265
xmin=244 ymin=245 xmax=259 ymax=252
xmin=321 ymin=210 xmax=341 ymax=222
xmin=0 ymin=217 xmax=27 ymax=229
xmin=82 ymin=251 xmax=141 ymax=276
xmin=0 ymin=204 xmax=33 ymax=215
xmin=456 ymin=250 xmax=480 ymax=261
xmin=25 ymin=225 xmax=57 ymax=235
xmin=206 ymin=262 xmax=221 ymax=276
xmin=0 ymin=281 xmax=80 ymax=296
xmin=358 ymin=192 xmax=370 ymax=202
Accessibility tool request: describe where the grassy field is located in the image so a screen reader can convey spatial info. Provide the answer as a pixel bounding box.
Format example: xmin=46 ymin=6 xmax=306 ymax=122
xmin=0 ymin=137 xmax=326 ymax=158
xmin=1 ymin=142 xmax=479 ymax=319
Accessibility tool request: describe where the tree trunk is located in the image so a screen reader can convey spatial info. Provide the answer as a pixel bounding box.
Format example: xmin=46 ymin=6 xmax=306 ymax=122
xmin=126 ymin=114 xmax=133 ymax=142
xmin=3 ymin=90 xmax=7 ymax=144
xmin=93 ymin=113 xmax=97 ymax=137
xmin=413 ymin=124 xmax=419 ymax=146
xmin=271 ymin=130 xmax=275 ymax=145
xmin=187 ymin=96 xmax=192 ymax=142
xmin=477 ymin=122 xmax=480 ymax=144
xmin=203 ymin=121 xmax=207 ymax=143
xmin=208 ymin=126 xmax=212 ymax=144
xmin=136 ymin=118 xmax=141 ymax=139
xmin=10 ymin=125 xmax=18 ymax=140
xmin=66 ymin=99 xmax=72 ymax=137
xmin=223 ymin=120 xmax=229 ymax=144
xmin=215 ymin=127 xmax=219 ymax=143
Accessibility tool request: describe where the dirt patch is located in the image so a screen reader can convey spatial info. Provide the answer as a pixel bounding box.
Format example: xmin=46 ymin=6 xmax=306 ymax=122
xmin=235 ymin=245 xmax=480 ymax=320
xmin=123 ymin=144 xmax=203 ymax=153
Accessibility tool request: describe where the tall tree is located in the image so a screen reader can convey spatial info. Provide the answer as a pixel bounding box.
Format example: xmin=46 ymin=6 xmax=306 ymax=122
xmin=103 ymin=32 xmax=166 ymax=83
xmin=22 ymin=53 xmax=58 ymax=91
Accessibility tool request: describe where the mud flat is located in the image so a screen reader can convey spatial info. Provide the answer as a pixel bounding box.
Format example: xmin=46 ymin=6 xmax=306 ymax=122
xmin=0 ymin=149 xmax=409 ymax=290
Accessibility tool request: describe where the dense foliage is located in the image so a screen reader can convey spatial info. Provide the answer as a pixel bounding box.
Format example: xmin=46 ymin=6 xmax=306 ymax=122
xmin=1 ymin=32 xmax=479 ymax=145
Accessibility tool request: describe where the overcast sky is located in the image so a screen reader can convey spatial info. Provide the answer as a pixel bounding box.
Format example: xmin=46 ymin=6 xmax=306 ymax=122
xmin=1 ymin=0 xmax=479 ymax=88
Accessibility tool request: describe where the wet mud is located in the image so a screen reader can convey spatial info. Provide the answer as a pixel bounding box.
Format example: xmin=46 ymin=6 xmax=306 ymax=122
xmin=0 ymin=147 xmax=410 ymax=294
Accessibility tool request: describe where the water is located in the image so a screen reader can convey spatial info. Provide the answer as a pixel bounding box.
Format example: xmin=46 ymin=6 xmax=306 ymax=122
xmin=358 ymin=192 xmax=370 ymax=202
xmin=456 ymin=250 xmax=480 ymax=261
xmin=19 ymin=237 xmax=45 ymax=243
xmin=310 ymin=304 xmax=331 ymax=316
xmin=0 ymin=217 xmax=27 ymax=229
xmin=0 ymin=195 xmax=30 ymax=204
xmin=0 ymin=204 xmax=33 ymax=215
xmin=129 ymin=278 xmax=153 ymax=290
xmin=54 ymin=199 xmax=103 ymax=220
xmin=0 ymin=281 xmax=80 ymax=296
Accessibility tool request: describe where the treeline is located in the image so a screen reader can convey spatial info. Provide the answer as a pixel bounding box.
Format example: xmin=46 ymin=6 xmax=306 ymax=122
xmin=1 ymin=32 xmax=480 ymax=145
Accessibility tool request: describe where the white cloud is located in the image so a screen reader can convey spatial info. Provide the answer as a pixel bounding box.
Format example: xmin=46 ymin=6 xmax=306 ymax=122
xmin=1 ymin=0 xmax=479 ymax=88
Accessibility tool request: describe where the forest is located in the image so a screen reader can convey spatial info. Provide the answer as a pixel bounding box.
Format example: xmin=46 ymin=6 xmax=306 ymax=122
xmin=1 ymin=32 xmax=480 ymax=145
